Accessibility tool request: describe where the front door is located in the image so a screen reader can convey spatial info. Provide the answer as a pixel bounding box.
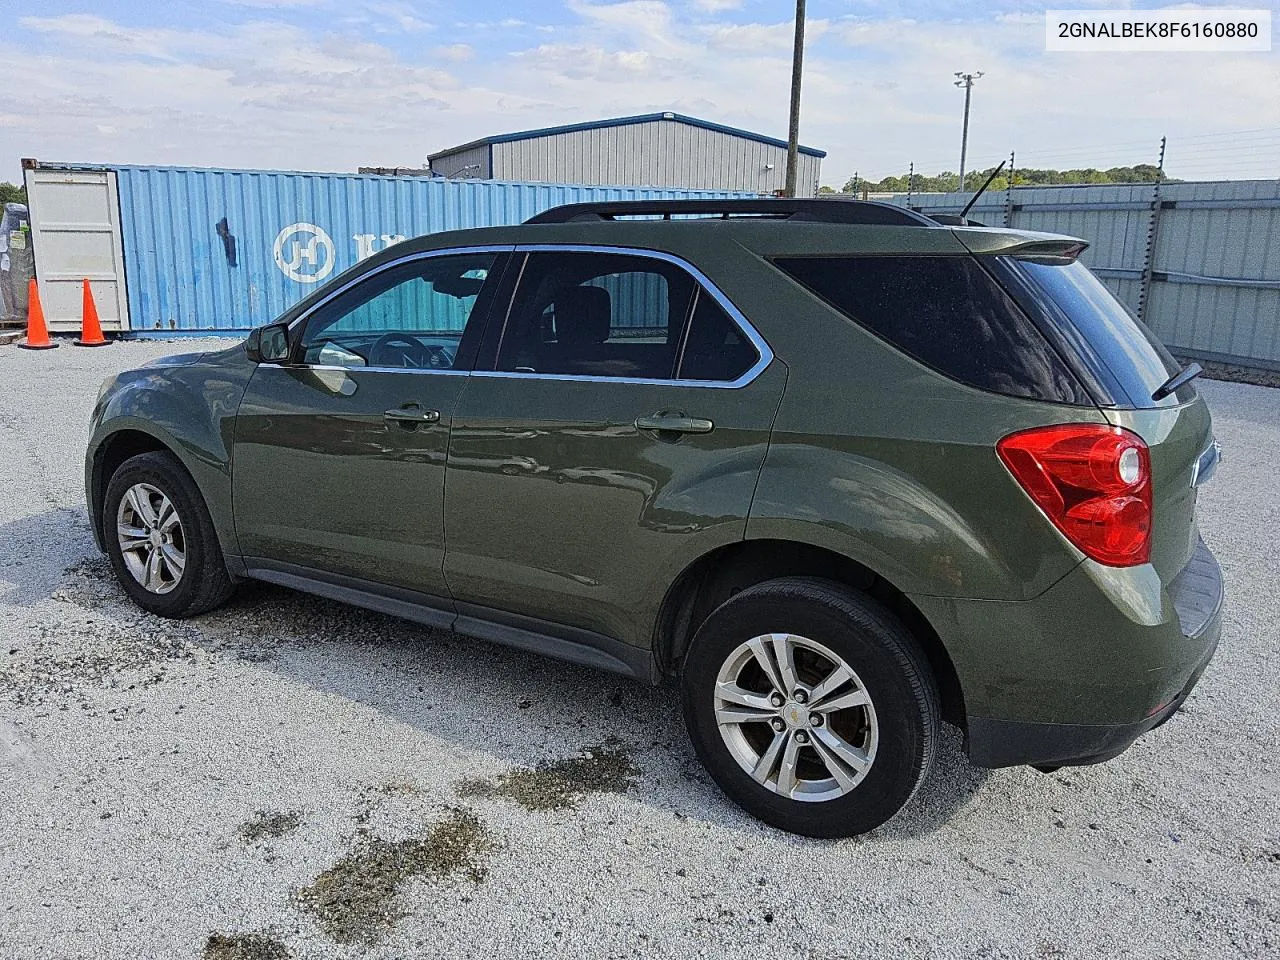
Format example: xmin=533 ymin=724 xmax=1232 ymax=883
xmin=444 ymin=248 xmax=784 ymax=649
xmin=233 ymin=248 xmax=510 ymax=600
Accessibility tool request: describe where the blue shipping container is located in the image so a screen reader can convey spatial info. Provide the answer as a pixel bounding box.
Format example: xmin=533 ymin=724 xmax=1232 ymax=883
xmin=111 ymin=165 xmax=752 ymax=335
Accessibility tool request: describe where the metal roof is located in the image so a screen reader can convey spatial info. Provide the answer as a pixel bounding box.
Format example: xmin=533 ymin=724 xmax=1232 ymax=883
xmin=427 ymin=112 xmax=828 ymax=161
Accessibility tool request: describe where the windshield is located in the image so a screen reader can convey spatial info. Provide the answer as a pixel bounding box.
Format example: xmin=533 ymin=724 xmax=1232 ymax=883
xmin=1001 ymin=258 xmax=1191 ymax=408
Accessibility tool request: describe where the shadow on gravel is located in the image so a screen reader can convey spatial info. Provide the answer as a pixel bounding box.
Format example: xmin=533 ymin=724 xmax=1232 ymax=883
xmin=868 ymin=724 xmax=995 ymax=841
xmin=0 ymin=506 xmax=98 ymax=606
xmin=36 ymin=547 xmax=995 ymax=841
xmin=211 ymin=581 xmax=995 ymax=839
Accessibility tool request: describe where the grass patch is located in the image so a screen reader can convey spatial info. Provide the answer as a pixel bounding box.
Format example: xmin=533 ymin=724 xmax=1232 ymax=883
xmin=458 ymin=742 xmax=639 ymax=811
xmin=237 ymin=810 xmax=304 ymax=843
xmin=297 ymin=808 xmax=492 ymax=945
xmin=203 ymin=932 xmax=290 ymax=960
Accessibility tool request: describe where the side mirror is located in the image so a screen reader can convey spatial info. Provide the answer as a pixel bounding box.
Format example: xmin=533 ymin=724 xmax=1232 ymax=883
xmin=246 ymin=322 xmax=291 ymax=364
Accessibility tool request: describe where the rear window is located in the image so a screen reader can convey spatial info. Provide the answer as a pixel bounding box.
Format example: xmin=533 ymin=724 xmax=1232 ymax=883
xmin=772 ymin=255 xmax=1091 ymax=405
xmin=1001 ymin=258 xmax=1191 ymax=407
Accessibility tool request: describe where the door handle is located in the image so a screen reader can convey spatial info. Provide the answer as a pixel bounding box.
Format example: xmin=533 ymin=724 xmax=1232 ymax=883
xmin=634 ymin=414 xmax=714 ymax=434
xmin=384 ymin=405 xmax=441 ymax=425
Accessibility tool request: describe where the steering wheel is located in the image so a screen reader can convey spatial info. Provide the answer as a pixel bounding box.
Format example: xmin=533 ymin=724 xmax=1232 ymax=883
xmin=369 ymin=333 xmax=442 ymax=369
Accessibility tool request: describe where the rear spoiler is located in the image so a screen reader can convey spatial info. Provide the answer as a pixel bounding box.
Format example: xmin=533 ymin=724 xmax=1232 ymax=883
xmin=954 ymin=230 xmax=1090 ymax=261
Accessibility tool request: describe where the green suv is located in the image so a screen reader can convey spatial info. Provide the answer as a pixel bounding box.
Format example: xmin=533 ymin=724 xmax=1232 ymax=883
xmin=87 ymin=199 xmax=1223 ymax=837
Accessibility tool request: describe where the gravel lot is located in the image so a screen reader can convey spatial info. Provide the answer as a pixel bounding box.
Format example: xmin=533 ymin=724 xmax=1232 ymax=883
xmin=0 ymin=338 xmax=1276 ymax=960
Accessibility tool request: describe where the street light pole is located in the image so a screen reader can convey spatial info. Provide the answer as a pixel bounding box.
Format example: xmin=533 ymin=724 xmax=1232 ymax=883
xmin=954 ymin=71 xmax=983 ymax=192
xmin=784 ymin=0 xmax=807 ymax=197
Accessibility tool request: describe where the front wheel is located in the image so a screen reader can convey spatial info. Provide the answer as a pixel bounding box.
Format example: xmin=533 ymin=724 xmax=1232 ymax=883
xmin=103 ymin=451 xmax=234 ymax=618
xmin=681 ymin=577 xmax=940 ymax=837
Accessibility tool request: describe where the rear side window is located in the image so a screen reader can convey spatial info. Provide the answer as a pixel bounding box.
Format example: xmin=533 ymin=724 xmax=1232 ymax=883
xmin=773 ymin=256 xmax=1091 ymax=405
xmin=1000 ymin=258 xmax=1190 ymax=408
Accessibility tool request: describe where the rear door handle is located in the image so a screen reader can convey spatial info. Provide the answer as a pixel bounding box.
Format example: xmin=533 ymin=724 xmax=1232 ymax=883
xmin=634 ymin=414 xmax=714 ymax=434
xmin=384 ymin=404 xmax=441 ymax=425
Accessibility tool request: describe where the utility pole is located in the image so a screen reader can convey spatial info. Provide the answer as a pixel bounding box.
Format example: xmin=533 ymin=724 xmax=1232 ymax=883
xmin=1137 ymin=136 xmax=1168 ymax=326
xmin=784 ymin=0 xmax=807 ymax=197
xmin=954 ymin=71 xmax=983 ymax=192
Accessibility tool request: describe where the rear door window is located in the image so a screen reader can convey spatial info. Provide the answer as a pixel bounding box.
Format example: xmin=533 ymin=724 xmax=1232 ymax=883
xmin=496 ymin=251 xmax=695 ymax=380
xmin=676 ymin=288 xmax=760 ymax=383
xmin=772 ymin=255 xmax=1092 ymax=405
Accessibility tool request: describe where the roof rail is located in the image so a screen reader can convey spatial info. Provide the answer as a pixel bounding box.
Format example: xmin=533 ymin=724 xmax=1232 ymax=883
xmin=525 ymin=198 xmax=938 ymax=227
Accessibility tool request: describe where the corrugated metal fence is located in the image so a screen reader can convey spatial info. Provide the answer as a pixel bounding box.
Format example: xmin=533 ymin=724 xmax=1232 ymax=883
xmin=889 ymin=180 xmax=1280 ymax=372
xmin=32 ymin=163 xmax=749 ymax=335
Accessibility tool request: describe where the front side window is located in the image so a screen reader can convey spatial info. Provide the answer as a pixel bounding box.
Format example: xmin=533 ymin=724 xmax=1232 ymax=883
xmin=773 ymin=255 xmax=1091 ymax=405
xmin=300 ymin=253 xmax=497 ymax=370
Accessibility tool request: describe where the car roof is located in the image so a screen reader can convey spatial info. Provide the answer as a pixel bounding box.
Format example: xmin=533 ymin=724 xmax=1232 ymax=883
xmin=277 ymin=204 xmax=1088 ymax=328
xmin=386 ymin=217 xmax=1088 ymax=260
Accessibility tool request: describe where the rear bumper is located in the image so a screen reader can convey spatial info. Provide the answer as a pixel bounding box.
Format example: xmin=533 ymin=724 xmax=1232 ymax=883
xmin=966 ymin=619 xmax=1218 ymax=767
xmin=913 ymin=537 xmax=1224 ymax=769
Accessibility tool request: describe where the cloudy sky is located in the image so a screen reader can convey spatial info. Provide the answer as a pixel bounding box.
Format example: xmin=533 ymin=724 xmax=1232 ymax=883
xmin=1 ymin=1 xmax=1277 ymax=187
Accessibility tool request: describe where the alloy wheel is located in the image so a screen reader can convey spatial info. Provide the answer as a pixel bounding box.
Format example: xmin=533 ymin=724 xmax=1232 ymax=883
xmin=116 ymin=482 xmax=186 ymax=595
xmin=713 ymin=633 xmax=878 ymax=803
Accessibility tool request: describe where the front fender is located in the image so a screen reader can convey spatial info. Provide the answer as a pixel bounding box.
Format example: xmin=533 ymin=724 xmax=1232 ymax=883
xmin=87 ymin=357 xmax=253 ymax=565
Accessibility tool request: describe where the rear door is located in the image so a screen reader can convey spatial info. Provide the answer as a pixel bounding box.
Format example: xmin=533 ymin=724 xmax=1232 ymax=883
xmin=443 ymin=247 xmax=784 ymax=650
xmin=232 ymin=248 xmax=510 ymax=600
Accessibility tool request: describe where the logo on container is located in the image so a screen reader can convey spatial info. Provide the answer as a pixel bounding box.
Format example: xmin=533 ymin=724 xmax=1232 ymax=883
xmin=274 ymin=223 xmax=335 ymax=283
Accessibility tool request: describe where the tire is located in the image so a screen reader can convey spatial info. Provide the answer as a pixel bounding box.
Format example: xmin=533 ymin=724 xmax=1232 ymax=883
xmin=681 ymin=576 xmax=939 ymax=838
xmin=102 ymin=451 xmax=235 ymax=618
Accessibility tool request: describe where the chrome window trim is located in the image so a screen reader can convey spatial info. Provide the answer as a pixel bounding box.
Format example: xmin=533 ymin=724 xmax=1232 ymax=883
xmin=300 ymin=365 xmax=470 ymax=377
xmin=284 ymin=244 xmax=516 ymax=376
xmin=475 ymin=243 xmax=774 ymax=390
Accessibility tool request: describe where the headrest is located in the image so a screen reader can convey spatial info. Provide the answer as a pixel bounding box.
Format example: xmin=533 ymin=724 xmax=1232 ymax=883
xmin=554 ymin=286 xmax=611 ymax=347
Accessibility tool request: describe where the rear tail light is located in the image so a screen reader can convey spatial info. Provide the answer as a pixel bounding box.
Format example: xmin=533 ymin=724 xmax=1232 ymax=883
xmin=997 ymin=424 xmax=1152 ymax=567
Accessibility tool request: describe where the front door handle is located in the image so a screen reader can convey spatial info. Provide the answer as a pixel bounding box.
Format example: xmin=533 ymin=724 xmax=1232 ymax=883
xmin=634 ymin=414 xmax=714 ymax=434
xmin=384 ymin=404 xmax=441 ymax=425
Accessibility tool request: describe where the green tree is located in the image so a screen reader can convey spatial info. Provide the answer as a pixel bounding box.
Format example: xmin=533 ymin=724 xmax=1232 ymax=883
xmin=831 ymin=164 xmax=1170 ymax=194
xmin=0 ymin=182 xmax=26 ymax=206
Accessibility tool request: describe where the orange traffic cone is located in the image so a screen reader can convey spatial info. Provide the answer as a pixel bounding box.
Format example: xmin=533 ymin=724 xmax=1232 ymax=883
xmin=17 ymin=279 xmax=57 ymax=350
xmin=75 ymin=279 xmax=112 ymax=347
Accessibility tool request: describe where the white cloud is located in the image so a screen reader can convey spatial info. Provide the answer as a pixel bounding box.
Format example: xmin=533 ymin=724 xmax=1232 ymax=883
xmin=691 ymin=0 xmax=742 ymax=11
xmin=3 ymin=4 xmax=1278 ymax=185
xmin=435 ymin=43 xmax=476 ymax=62
xmin=217 ymin=0 xmax=322 ymax=7
xmin=702 ymin=19 xmax=826 ymax=53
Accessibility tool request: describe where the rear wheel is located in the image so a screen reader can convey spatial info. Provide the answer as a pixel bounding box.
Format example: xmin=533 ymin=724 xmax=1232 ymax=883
xmin=681 ymin=577 xmax=939 ymax=837
xmin=103 ymin=451 xmax=234 ymax=618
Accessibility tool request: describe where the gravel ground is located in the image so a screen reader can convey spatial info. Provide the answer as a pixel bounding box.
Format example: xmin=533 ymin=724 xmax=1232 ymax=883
xmin=0 ymin=338 xmax=1276 ymax=960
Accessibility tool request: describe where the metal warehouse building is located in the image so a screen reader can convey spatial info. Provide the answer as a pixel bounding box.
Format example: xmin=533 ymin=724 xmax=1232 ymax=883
xmin=427 ymin=113 xmax=826 ymax=197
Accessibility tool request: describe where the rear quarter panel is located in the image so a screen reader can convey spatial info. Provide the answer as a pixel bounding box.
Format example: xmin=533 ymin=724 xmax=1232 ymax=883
xmin=708 ymin=240 xmax=1110 ymax=602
